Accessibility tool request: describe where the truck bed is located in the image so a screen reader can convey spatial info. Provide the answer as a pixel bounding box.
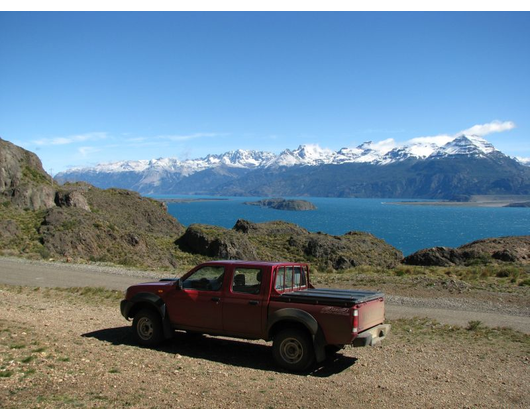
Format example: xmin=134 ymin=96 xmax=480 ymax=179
xmin=272 ymin=288 xmax=384 ymax=307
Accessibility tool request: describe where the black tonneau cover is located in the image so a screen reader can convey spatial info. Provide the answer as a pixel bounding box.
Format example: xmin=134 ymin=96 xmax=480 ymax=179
xmin=272 ymin=288 xmax=384 ymax=307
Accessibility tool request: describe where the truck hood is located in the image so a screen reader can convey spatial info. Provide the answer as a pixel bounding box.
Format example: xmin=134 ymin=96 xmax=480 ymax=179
xmin=125 ymin=280 xmax=178 ymax=298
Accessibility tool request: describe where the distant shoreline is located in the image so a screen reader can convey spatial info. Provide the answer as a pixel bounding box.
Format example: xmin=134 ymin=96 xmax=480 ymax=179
xmin=155 ymin=198 xmax=230 ymax=204
xmin=386 ymin=201 xmax=509 ymax=208
xmin=383 ymin=195 xmax=530 ymax=208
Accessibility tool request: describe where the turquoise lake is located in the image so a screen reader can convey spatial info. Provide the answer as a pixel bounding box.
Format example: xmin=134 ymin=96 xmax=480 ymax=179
xmin=151 ymin=195 xmax=530 ymax=256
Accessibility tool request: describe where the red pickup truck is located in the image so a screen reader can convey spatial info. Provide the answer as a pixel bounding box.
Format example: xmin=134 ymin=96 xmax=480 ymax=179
xmin=121 ymin=260 xmax=390 ymax=371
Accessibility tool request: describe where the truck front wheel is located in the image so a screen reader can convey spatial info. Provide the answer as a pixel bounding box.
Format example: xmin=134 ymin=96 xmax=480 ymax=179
xmin=132 ymin=309 xmax=163 ymax=347
xmin=272 ymin=328 xmax=314 ymax=372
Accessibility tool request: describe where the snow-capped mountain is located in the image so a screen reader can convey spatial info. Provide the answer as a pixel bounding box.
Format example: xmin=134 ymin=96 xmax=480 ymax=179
xmin=59 ymin=134 xmax=502 ymax=178
xmin=263 ymin=135 xmax=501 ymax=167
xmin=55 ymin=135 xmax=530 ymax=198
xmin=429 ymin=135 xmax=498 ymax=159
xmin=64 ymin=150 xmax=276 ymax=175
xmin=516 ymin=157 xmax=530 ymax=167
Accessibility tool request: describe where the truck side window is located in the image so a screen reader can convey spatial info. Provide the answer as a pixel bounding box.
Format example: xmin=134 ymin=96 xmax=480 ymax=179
xmin=231 ymin=268 xmax=263 ymax=295
xmin=293 ymin=267 xmax=306 ymax=287
xmin=275 ymin=267 xmax=285 ymax=291
xmin=182 ymin=266 xmax=225 ymax=291
xmin=284 ymin=267 xmax=294 ymax=290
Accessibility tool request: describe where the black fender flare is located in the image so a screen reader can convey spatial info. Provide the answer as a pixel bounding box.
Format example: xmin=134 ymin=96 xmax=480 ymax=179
xmin=127 ymin=293 xmax=166 ymax=319
xmin=267 ymin=308 xmax=327 ymax=363
xmin=267 ymin=308 xmax=319 ymax=337
xmin=122 ymin=293 xmax=173 ymax=339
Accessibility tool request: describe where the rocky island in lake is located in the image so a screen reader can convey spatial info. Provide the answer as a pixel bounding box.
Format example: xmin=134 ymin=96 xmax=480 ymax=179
xmin=243 ymin=198 xmax=317 ymax=211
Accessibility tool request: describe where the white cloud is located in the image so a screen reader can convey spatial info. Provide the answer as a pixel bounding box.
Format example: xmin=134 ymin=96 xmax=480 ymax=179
xmin=458 ymin=120 xmax=516 ymax=137
xmin=78 ymin=146 xmax=101 ymax=157
xmin=156 ymin=133 xmax=229 ymax=142
xmin=33 ymin=132 xmax=108 ymax=146
xmin=370 ymin=138 xmax=398 ymax=153
xmin=407 ymin=135 xmax=453 ymax=147
xmin=402 ymin=120 xmax=516 ymax=150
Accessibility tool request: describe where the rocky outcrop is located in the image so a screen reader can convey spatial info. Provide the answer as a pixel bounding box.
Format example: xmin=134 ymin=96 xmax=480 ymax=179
xmin=177 ymin=224 xmax=259 ymax=260
xmin=179 ymin=219 xmax=403 ymax=270
xmin=0 ymin=138 xmax=186 ymax=268
xmin=243 ymin=198 xmax=317 ymax=211
xmin=55 ymin=190 xmax=91 ymax=211
xmin=402 ymin=247 xmax=465 ymax=267
xmin=37 ymin=187 xmax=185 ymax=268
xmin=459 ymin=236 xmax=530 ymax=264
xmin=0 ymin=138 xmax=56 ymax=210
xmin=288 ymin=231 xmax=403 ymax=270
xmin=404 ymin=236 xmax=530 ymax=266
xmin=233 ymin=219 xmax=309 ymax=236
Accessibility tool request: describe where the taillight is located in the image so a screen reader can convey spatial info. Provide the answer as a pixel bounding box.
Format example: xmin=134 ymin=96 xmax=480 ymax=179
xmin=352 ymin=308 xmax=359 ymax=333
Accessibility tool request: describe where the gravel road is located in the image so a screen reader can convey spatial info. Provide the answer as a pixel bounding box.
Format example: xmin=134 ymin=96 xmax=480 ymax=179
xmin=1 ymin=256 xmax=528 ymax=333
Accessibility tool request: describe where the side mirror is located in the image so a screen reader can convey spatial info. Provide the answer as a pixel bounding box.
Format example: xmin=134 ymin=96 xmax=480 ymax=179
xmin=175 ymin=279 xmax=183 ymax=290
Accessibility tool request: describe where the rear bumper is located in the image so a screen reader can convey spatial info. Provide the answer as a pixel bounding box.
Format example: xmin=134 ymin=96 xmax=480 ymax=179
xmin=352 ymin=323 xmax=391 ymax=347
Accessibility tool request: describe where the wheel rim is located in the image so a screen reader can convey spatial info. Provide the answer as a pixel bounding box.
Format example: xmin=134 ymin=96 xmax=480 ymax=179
xmin=279 ymin=338 xmax=304 ymax=364
xmin=137 ymin=317 xmax=154 ymax=340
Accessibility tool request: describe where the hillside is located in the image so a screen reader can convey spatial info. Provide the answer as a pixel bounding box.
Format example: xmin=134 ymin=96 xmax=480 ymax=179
xmin=177 ymin=219 xmax=403 ymax=270
xmin=55 ymin=135 xmax=530 ymax=198
xmin=0 ymin=138 xmax=185 ymax=268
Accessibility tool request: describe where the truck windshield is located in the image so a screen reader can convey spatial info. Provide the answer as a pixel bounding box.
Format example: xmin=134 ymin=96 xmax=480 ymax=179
xmin=274 ymin=266 xmax=307 ymax=292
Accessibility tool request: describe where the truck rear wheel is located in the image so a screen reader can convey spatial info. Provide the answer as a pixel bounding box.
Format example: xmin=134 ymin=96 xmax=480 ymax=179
xmin=272 ymin=328 xmax=314 ymax=372
xmin=132 ymin=309 xmax=163 ymax=347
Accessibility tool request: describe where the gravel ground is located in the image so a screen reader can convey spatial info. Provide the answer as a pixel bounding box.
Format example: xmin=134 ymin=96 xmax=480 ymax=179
xmin=0 ymin=286 xmax=529 ymax=409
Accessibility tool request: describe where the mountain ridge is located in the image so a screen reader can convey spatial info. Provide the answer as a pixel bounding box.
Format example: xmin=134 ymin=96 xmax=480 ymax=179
xmin=55 ymin=135 xmax=530 ymax=198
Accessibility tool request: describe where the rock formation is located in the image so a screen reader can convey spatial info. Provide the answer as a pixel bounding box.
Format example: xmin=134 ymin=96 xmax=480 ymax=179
xmin=404 ymin=236 xmax=530 ymax=266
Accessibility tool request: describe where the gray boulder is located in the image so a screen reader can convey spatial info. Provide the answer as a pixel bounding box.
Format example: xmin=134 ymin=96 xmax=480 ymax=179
xmin=403 ymin=247 xmax=465 ymax=267
xmin=177 ymin=224 xmax=259 ymax=260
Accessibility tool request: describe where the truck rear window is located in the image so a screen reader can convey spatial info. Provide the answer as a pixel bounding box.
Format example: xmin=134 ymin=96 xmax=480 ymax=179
xmin=232 ymin=267 xmax=263 ymax=295
xmin=274 ymin=266 xmax=307 ymax=292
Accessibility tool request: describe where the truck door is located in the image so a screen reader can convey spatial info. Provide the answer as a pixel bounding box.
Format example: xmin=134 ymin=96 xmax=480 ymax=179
xmin=166 ymin=265 xmax=225 ymax=333
xmin=222 ymin=266 xmax=266 ymax=338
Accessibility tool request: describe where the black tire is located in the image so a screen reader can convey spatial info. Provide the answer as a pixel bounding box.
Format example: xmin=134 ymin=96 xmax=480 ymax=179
xmin=272 ymin=328 xmax=315 ymax=372
xmin=132 ymin=309 xmax=164 ymax=347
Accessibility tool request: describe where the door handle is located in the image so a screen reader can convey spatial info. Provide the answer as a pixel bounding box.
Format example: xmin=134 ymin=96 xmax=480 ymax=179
xmin=211 ymin=297 xmax=220 ymax=303
xmin=248 ymin=300 xmax=259 ymax=306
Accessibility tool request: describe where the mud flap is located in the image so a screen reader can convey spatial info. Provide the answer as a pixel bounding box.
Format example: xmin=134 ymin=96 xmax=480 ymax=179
xmin=313 ymin=328 xmax=327 ymax=363
xmin=162 ymin=317 xmax=174 ymax=339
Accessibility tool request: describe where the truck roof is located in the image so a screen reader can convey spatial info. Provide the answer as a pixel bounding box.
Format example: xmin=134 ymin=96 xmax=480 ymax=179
xmin=206 ymin=260 xmax=307 ymax=267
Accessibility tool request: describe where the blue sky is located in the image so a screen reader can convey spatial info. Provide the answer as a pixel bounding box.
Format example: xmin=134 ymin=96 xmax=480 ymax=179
xmin=1 ymin=11 xmax=529 ymax=173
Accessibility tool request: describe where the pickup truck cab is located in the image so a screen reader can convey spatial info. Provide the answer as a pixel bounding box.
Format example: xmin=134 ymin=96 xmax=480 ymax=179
xmin=121 ymin=260 xmax=390 ymax=371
